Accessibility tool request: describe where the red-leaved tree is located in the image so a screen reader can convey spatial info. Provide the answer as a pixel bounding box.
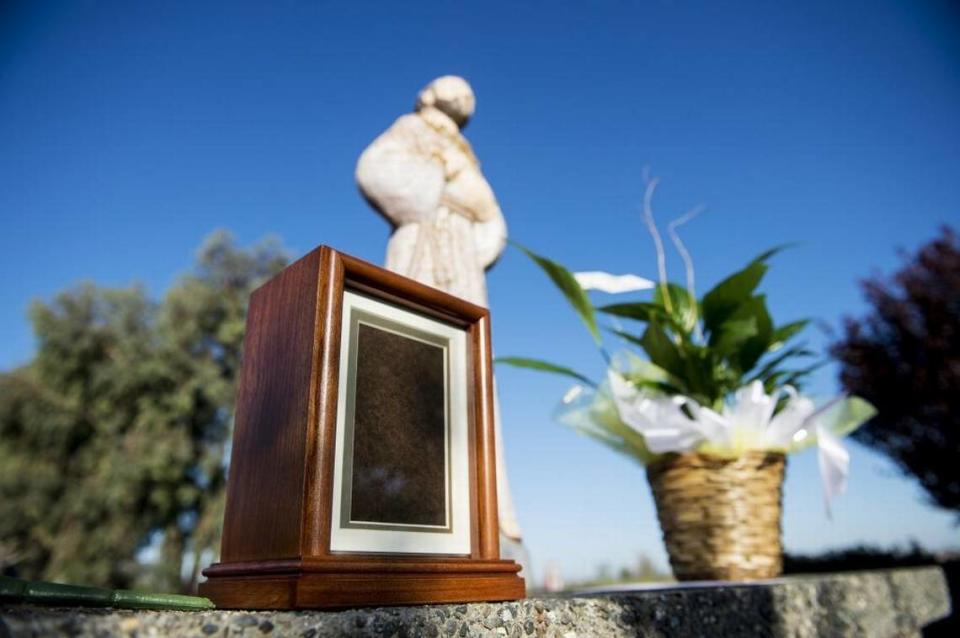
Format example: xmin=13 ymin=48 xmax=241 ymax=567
xmin=831 ymin=226 xmax=960 ymax=517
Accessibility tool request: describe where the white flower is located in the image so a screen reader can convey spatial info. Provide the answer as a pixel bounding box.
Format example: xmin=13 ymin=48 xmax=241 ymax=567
xmin=682 ymin=402 xmax=732 ymax=450
xmin=763 ymin=391 xmax=816 ymax=448
xmin=574 ymin=271 xmax=655 ymax=293
xmin=727 ymin=381 xmax=779 ymax=440
xmin=607 ymin=372 xmax=719 ymax=453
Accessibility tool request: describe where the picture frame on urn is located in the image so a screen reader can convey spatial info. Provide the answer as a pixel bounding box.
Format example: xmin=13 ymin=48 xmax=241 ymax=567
xmin=199 ymin=246 xmax=525 ymax=609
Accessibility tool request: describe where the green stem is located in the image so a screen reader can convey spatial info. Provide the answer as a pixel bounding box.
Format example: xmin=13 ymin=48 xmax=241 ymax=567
xmin=0 ymin=576 xmax=215 ymax=611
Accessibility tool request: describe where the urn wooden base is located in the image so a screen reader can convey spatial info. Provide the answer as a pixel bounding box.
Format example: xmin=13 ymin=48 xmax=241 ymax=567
xmin=199 ymin=559 xmax=525 ymax=610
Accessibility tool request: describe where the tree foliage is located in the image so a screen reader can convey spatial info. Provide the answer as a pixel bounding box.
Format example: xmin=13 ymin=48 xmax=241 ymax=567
xmin=831 ymin=226 xmax=960 ymax=517
xmin=0 ymin=231 xmax=288 ymax=591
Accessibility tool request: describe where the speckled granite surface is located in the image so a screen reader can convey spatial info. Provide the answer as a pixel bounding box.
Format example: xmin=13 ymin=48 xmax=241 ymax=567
xmin=0 ymin=567 xmax=950 ymax=637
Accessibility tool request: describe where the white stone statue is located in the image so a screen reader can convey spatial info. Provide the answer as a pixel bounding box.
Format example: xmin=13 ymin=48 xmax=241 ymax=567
xmin=356 ymin=75 xmax=523 ymax=545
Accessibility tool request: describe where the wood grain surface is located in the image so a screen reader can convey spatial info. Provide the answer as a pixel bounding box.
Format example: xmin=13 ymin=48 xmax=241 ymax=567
xmin=219 ymin=248 xmax=323 ymax=563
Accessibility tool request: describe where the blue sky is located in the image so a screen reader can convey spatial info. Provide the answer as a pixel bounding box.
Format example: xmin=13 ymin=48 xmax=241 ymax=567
xmin=2 ymin=0 xmax=958 ymax=583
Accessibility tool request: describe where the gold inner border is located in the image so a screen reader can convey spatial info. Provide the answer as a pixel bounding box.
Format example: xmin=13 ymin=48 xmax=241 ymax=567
xmin=338 ymin=302 xmax=454 ymax=534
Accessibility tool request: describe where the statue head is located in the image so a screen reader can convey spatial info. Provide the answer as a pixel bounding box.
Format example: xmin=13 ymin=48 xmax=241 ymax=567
xmin=416 ymin=76 xmax=476 ymax=128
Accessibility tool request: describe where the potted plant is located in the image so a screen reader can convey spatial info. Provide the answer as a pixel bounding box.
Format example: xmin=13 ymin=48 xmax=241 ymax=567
xmin=500 ymin=176 xmax=875 ymax=581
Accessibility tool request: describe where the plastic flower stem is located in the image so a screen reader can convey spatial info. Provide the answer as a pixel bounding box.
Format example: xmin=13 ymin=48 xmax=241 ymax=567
xmin=667 ymin=204 xmax=705 ymax=341
xmin=641 ymin=174 xmax=673 ymax=315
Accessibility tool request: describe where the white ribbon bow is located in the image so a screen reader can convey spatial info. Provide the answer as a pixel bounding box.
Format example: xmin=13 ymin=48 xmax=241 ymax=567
xmin=607 ymin=375 xmax=856 ymax=516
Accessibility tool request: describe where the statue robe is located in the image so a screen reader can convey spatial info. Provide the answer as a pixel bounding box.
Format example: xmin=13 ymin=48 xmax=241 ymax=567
xmin=356 ymin=108 xmax=507 ymax=307
xmin=356 ymin=107 xmax=522 ymax=541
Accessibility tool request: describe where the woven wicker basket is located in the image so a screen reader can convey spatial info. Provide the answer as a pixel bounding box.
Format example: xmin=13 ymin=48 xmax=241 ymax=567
xmin=646 ymin=451 xmax=786 ymax=581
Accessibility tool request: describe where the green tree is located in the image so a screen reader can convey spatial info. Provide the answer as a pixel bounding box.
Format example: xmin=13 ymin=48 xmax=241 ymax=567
xmin=0 ymin=231 xmax=288 ymax=592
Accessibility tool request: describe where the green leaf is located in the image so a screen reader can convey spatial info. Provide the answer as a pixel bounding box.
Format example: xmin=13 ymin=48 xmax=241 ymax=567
xmin=733 ymin=295 xmax=774 ymax=373
xmin=769 ymin=319 xmax=810 ymax=351
xmin=780 ymin=361 xmax=825 ymax=388
xmin=495 ymin=356 xmax=596 ymax=388
xmin=709 ymin=316 xmax=758 ymax=356
xmin=598 ymin=302 xmax=664 ymax=323
xmin=700 ymin=244 xmax=793 ymax=338
xmin=612 ymin=351 xmax=688 ymax=395
xmin=632 ymin=378 xmax=688 ymax=395
xmin=638 ymin=321 xmax=685 ymax=379
xmin=653 ymin=283 xmax=698 ymax=334
xmin=748 ymin=345 xmax=816 ymax=384
xmin=612 ymin=331 xmax=713 ymax=403
xmin=749 ymin=243 xmax=796 ymax=264
xmin=617 ymin=356 xmax=683 ymax=387
xmin=610 ymin=328 xmax=647 ymax=349
xmin=514 ymin=243 xmax=601 ymax=344
xmin=762 ymin=369 xmax=792 ymax=393
xmin=678 ymin=343 xmax=718 ymax=404
xmin=700 ymin=261 xmax=768 ymax=337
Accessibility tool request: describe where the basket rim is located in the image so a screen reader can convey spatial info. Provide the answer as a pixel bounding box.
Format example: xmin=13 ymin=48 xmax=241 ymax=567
xmin=647 ymin=449 xmax=786 ymax=471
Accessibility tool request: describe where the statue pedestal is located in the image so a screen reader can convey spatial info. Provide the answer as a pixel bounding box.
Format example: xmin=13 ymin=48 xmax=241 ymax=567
xmin=3 ymin=567 xmax=952 ymax=636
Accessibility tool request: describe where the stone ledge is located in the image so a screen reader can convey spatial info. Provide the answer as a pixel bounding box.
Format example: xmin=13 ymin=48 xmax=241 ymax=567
xmin=0 ymin=567 xmax=950 ymax=637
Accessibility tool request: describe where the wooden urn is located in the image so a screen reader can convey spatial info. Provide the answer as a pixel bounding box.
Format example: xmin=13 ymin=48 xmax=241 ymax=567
xmin=199 ymin=246 xmax=525 ymax=609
